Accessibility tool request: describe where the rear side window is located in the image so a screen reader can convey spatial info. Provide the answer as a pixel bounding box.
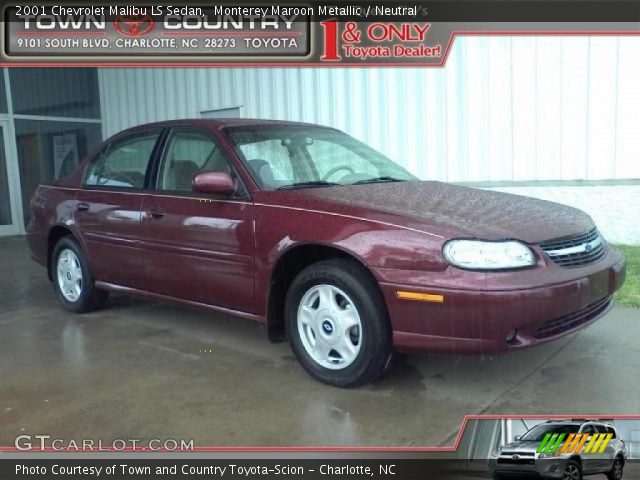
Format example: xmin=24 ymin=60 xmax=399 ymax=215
xmin=84 ymin=148 xmax=107 ymax=186
xmin=85 ymin=130 xmax=160 ymax=188
xmin=594 ymin=424 xmax=608 ymax=434
xmin=607 ymin=426 xmax=617 ymax=438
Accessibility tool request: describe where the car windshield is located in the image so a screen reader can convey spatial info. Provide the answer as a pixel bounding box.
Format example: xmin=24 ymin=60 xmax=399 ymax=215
xmin=225 ymin=125 xmax=417 ymax=190
xmin=520 ymin=424 xmax=581 ymax=441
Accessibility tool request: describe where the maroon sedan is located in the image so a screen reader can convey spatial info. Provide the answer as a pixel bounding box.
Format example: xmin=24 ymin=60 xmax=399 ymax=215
xmin=27 ymin=119 xmax=626 ymax=387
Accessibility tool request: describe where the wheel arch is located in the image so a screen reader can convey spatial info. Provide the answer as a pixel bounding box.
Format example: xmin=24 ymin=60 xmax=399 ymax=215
xmin=265 ymin=242 xmax=383 ymax=342
xmin=568 ymin=455 xmax=582 ymax=466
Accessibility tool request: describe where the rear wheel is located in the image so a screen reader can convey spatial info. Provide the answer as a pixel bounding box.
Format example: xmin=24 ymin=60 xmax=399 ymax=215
xmin=51 ymin=236 xmax=108 ymax=313
xmin=607 ymin=457 xmax=624 ymax=480
xmin=285 ymin=259 xmax=392 ymax=387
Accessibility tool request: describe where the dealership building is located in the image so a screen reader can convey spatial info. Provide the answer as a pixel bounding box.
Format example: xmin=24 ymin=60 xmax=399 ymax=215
xmin=1 ymin=36 xmax=639 ymax=242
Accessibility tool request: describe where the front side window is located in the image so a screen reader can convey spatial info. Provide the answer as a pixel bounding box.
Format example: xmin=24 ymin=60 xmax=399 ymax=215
xmin=86 ymin=130 xmax=160 ymax=188
xmin=157 ymin=129 xmax=231 ymax=192
xmin=226 ymin=126 xmax=416 ymax=190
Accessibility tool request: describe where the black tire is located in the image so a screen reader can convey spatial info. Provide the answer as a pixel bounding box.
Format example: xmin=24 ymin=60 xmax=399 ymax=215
xmin=563 ymin=460 xmax=582 ymax=480
xmin=51 ymin=236 xmax=108 ymax=313
xmin=285 ymin=258 xmax=392 ymax=387
xmin=606 ymin=457 xmax=624 ymax=480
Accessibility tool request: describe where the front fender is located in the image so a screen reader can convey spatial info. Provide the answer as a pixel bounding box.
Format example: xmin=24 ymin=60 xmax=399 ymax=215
xmin=253 ymin=203 xmax=448 ymax=316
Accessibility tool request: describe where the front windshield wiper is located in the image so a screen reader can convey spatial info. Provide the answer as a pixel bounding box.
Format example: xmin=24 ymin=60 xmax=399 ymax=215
xmin=277 ymin=180 xmax=340 ymax=190
xmin=352 ymin=176 xmax=406 ymax=185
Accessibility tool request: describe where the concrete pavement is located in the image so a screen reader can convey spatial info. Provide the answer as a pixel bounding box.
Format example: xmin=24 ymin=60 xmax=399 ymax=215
xmin=1 ymin=236 xmax=638 ymax=447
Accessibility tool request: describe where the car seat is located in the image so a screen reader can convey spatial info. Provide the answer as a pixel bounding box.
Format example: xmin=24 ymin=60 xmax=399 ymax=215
xmin=172 ymin=160 xmax=200 ymax=191
xmin=248 ymin=159 xmax=276 ymax=188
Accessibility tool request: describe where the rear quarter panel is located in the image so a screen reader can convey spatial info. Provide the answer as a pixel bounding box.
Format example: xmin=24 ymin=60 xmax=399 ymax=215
xmin=26 ymin=185 xmax=81 ymax=269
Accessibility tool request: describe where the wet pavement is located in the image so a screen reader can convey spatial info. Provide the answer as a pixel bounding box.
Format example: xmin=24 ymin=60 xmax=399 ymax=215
xmin=1 ymin=236 xmax=639 ymax=447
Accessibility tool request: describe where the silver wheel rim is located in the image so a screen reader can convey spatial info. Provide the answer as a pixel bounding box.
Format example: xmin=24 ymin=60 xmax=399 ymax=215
xmin=297 ymin=284 xmax=362 ymax=370
xmin=564 ymin=464 xmax=580 ymax=480
xmin=56 ymin=249 xmax=83 ymax=302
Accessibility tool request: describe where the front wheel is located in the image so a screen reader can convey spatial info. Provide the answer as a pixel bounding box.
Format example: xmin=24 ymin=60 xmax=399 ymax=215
xmin=563 ymin=460 xmax=582 ymax=480
xmin=51 ymin=236 xmax=108 ymax=313
xmin=285 ymin=259 xmax=392 ymax=387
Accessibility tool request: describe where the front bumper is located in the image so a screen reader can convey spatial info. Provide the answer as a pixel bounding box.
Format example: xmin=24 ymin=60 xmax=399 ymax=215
xmin=489 ymin=457 xmax=568 ymax=479
xmin=376 ymin=247 xmax=626 ymax=354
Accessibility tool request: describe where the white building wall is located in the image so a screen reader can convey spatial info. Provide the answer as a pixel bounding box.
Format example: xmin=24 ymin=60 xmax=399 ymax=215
xmin=99 ymin=36 xmax=640 ymax=243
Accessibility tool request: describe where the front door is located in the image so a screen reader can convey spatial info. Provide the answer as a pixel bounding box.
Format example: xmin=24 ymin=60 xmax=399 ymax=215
xmin=140 ymin=127 xmax=255 ymax=312
xmin=0 ymin=120 xmax=22 ymax=236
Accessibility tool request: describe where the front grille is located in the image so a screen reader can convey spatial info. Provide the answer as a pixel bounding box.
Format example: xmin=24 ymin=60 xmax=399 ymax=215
xmin=498 ymin=451 xmax=535 ymax=465
xmin=539 ymin=228 xmax=606 ymax=268
xmin=497 ymin=458 xmax=535 ymax=465
xmin=534 ymin=296 xmax=612 ymax=339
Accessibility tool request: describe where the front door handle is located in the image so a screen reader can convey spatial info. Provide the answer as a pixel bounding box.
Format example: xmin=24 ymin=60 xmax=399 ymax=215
xmin=77 ymin=202 xmax=90 ymax=211
xmin=147 ymin=208 xmax=166 ymax=218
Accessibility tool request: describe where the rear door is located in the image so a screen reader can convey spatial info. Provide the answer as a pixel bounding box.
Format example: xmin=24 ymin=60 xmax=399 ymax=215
xmin=75 ymin=129 xmax=162 ymax=288
xmin=597 ymin=425 xmax=618 ymax=472
xmin=140 ymin=126 xmax=255 ymax=312
xmin=579 ymin=424 xmax=598 ymax=474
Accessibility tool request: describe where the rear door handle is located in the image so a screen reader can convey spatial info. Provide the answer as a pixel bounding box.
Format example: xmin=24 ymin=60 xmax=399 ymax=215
xmin=77 ymin=202 xmax=90 ymax=211
xmin=148 ymin=208 xmax=166 ymax=218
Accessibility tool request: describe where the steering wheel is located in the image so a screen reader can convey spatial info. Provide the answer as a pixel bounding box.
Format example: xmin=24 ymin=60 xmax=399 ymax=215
xmin=322 ymin=165 xmax=355 ymax=181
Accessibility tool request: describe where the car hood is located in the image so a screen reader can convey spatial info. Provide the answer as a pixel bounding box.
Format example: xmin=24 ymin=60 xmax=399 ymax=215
xmin=500 ymin=440 xmax=540 ymax=453
xmin=292 ymin=181 xmax=595 ymax=244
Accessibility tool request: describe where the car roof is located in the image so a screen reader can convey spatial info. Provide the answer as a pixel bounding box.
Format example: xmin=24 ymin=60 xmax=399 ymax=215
xmin=542 ymin=420 xmax=615 ymax=428
xmin=116 ymin=118 xmax=332 ymax=136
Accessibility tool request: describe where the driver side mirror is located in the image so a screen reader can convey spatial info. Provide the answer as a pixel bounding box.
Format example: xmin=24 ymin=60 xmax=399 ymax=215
xmin=192 ymin=171 xmax=236 ymax=197
xmin=514 ymin=435 xmax=522 ymax=441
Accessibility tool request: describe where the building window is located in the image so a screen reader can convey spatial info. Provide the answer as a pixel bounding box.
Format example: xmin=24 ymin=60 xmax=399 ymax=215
xmin=0 ymin=131 xmax=11 ymax=225
xmin=10 ymin=68 xmax=100 ymax=119
xmin=0 ymin=69 xmax=7 ymax=113
xmin=15 ymin=120 xmax=102 ymax=225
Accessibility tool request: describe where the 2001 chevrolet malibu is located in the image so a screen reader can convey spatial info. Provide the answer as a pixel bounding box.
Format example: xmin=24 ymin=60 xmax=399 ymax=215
xmin=27 ymin=119 xmax=626 ymax=387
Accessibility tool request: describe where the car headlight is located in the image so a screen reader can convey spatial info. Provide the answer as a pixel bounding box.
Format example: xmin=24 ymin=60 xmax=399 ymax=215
xmin=443 ymin=239 xmax=536 ymax=270
xmin=538 ymin=452 xmax=555 ymax=459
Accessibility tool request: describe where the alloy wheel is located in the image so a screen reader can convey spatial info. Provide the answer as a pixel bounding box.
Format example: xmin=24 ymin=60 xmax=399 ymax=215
xmin=613 ymin=459 xmax=623 ymax=480
xmin=564 ymin=463 xmax=581 ymax=480
xmin=297 ymin=284 xmax=362 ymax=370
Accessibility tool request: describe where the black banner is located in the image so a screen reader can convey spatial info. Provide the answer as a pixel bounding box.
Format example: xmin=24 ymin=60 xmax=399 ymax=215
xmin=4 ymin=2 xmax=640 ymax=22
xmin=2 ymin=459 xmax=640 ymax=480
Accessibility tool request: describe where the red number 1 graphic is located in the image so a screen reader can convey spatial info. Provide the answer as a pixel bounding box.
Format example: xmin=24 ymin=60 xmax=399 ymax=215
xmin=320 ymin=21 xmax=341 ymax=61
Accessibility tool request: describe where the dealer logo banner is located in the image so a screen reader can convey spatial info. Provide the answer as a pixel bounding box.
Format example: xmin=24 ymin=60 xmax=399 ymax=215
xmin=2 ymin=1 xmax=640 ymax=64
xmin=5 ymin=4 xmax=311 ymax=58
